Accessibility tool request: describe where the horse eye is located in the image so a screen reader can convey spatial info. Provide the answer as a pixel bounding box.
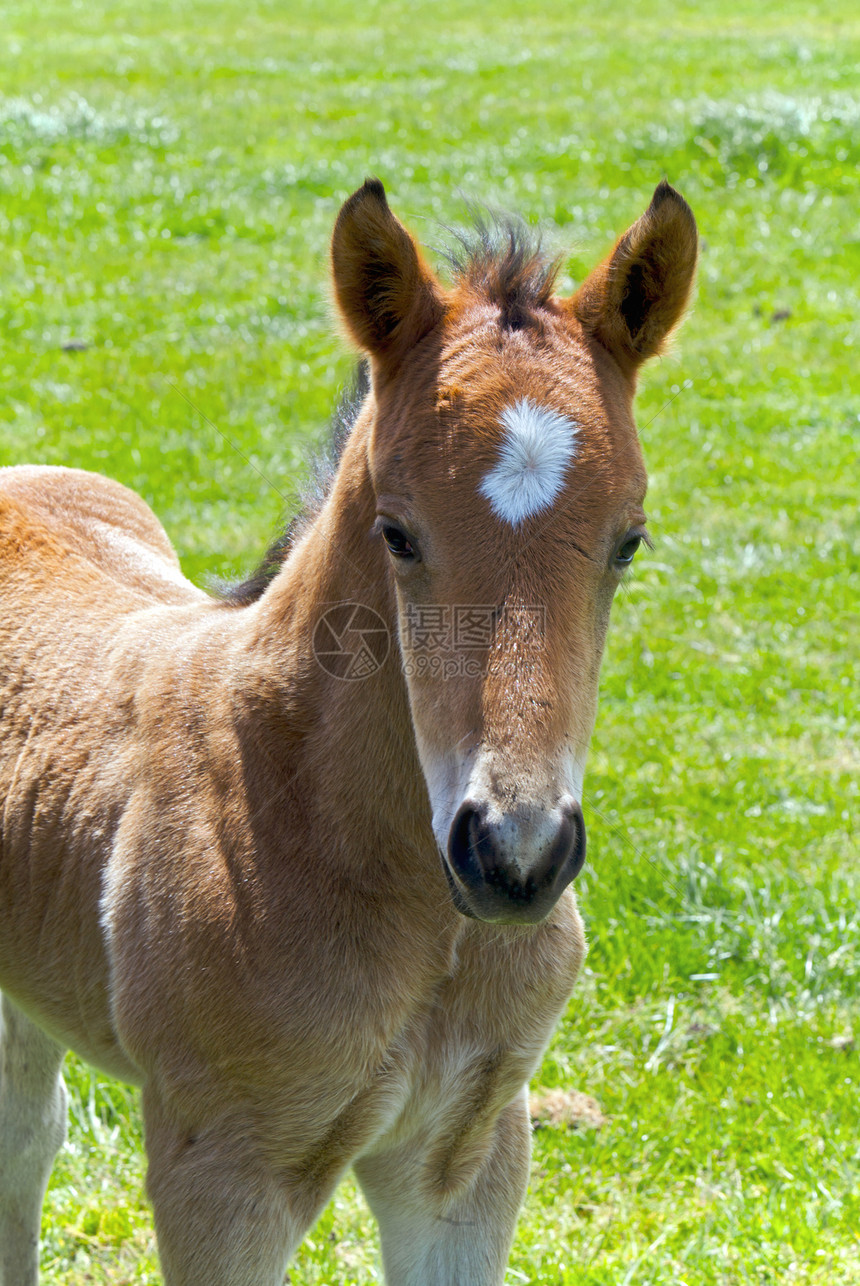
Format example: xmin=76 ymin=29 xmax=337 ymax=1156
xmin=381 ymin=524 xmax=416 ymax=559
xmin=615 ymin=534 xmax=642 ymax=566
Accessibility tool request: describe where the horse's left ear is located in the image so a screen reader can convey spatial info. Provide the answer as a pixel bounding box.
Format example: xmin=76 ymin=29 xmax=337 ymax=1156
xmin=570 ymin=181 xmax=698 ymax=374
xmin=331 ymin=178 xmax=445 ymax=367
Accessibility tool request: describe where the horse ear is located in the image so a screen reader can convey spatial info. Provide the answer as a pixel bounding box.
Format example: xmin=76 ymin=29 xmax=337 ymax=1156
xmin=331 ymin=179 xmax=445 ymax=365
xmin=570 ymin=181 xmax=698 ymax=373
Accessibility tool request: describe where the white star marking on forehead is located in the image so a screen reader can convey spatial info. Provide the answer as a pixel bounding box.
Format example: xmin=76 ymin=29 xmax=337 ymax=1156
xmin=479 ymin=399 xmax=580 ymax=526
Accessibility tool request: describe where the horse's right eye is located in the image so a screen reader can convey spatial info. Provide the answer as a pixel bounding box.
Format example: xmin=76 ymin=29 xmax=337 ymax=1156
xmin=615 ymin=535 xmax=642 ymax=565
xmin=381 ymin=525 xmax=416 ymax=559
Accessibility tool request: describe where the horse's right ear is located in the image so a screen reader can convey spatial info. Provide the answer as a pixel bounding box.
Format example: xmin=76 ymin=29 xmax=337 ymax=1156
xmin=570 ymin=181 xmax=698 ymax=376
xmin=331 ymin=179 xmax=445 ymax=366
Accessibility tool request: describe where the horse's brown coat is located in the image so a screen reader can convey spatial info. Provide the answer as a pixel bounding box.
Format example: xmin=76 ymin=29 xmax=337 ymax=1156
xmin=0 ymin=180 xmax=696 ymax=1285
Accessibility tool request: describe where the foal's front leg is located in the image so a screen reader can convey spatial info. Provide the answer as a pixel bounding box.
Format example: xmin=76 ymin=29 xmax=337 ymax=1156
xmin=354 ymin=1087 xmax=531 ymax=1286
xmin=142 ymin=1087 xmax=326 ymax=1286
xmin=0 ymin=995 xmax=68 ymax=1286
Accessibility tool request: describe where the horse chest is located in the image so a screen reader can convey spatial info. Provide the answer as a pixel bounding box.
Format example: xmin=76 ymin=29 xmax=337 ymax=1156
xmin=284 ymin=923 xmax=579 ymax=1198
xmin=246 ymin=952 xmax=553 ymax=1193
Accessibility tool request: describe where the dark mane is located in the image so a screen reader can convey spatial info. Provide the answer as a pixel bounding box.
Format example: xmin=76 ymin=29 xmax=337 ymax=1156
xmin=219 ymin=211 xmax=560 ymax=607
xmin=442 ymin=209 xmax=562 ymax=330
xmin=217 ymin=361 xmax=369 ymax=606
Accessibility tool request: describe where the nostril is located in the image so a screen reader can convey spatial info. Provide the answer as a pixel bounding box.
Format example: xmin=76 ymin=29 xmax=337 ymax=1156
xmin=447 ymin=800 xmax=494 ymax=884
xmin=558 ymin=798 xmax=586 ymax=879
xmin=445 ymin=797 xmax=586 ymax=921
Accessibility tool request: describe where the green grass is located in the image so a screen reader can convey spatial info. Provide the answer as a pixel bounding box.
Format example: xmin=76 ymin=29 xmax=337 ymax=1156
xmin=1 ymin=0 xmax=858 ymax=1280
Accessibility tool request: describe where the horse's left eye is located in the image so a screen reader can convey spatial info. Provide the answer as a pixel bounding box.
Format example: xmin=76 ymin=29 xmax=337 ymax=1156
xmin=615 ymin=535 xmax=642 ymax=566
xmin=381 ymin=524 xmax=416 ymax=559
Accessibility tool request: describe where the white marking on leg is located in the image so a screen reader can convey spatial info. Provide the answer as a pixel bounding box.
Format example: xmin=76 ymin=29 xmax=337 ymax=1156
xmin=354 ymin=1084 xmax=531 ymax=1285
xmin=0 ymin=996 xmax=67 ymax=1286
xmin=479 ymin=399 xmax=580 ymax=526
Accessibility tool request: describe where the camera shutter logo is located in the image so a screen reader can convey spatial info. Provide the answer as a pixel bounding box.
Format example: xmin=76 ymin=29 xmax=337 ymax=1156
xmin=312 ymin=603 xmax=390 ymax=681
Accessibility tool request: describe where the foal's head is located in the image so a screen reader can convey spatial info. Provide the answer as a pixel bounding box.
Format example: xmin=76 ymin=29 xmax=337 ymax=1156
xmin=332 ymin=179 xmax=697 ymax=924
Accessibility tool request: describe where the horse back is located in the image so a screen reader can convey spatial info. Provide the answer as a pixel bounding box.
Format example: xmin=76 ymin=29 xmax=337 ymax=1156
xmin=0 ymin=465 xmax=202 ymax=607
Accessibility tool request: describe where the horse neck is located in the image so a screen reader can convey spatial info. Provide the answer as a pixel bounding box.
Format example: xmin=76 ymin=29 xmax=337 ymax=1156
xmin=247 ymin=413 xmax=432 ymax=861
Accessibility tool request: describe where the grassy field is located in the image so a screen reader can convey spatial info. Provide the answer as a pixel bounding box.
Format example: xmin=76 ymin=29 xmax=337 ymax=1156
xmin=1 ymin=0 xmax=858 ymax=1281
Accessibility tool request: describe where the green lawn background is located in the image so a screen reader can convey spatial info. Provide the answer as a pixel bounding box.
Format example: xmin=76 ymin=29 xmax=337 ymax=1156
xmin=0 ymin=0 xmax=858 ymax=1281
